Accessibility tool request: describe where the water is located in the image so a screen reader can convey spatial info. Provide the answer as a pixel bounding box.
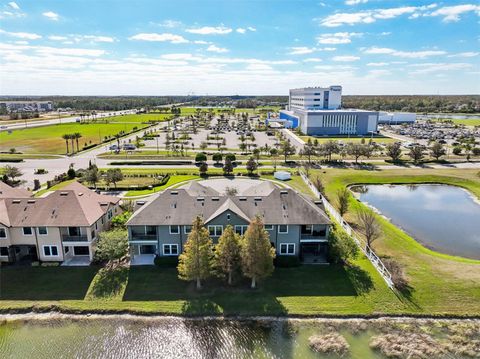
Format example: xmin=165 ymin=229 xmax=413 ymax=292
xmin=351 ymin=184 xmax=480 ymax=259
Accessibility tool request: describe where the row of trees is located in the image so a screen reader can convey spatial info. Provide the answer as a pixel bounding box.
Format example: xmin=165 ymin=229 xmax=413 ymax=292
xmin=82 ymin=165 xmax=123 ymax=188
xmin=300 ymin=138 xmax=375 ymax=164
xmin=178 ymin=216 xmax=275 ymax=289
xmin=61 ymin=133 xmax=83 ymax=154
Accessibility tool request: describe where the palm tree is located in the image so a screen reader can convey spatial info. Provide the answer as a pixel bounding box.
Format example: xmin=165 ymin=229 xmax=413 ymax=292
xmin=72 ymin=133 xmax=82 ymax=152
xmin=62 ymin=134 xmax=70 ymax=154
xmin=69 ymin=134 xmax=75 ymax=154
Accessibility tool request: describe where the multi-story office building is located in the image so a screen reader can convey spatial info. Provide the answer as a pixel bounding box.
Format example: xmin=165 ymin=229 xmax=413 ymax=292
xmin=0 ymin=101 xmax=53 ymax=113
xmin=278 ymin=86 xmax=379 ymax=136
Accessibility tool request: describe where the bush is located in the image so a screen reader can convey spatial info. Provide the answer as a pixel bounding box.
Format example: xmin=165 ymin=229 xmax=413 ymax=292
xmin=0 ymin=158 xmax=23 ymax=163
xmin=109 ymin=161 xmax=192 ymax=166
xmin=275 ymin=255 xmax=301 ymax=267
xmin=328 ymin=225 xmax=359 ymax=264
xmin=195 ymin=152 xmax=207 ymax=162
xmin=154 ymin=255 xmax=179 ymax=267
xmin=33 ymin=179 xmax=41 ymax=191
xmin=382 ymin=257 xmax=409 ymax=291
xmin=67 ymin=167 xmax=76 ymax=179
xmin=472 ymin=147 xmax=480 ymax=156
xmin=452 ymin=147 xmax=462 ymax=156
xmin=225 ymin=153 xmax=236 ymax=162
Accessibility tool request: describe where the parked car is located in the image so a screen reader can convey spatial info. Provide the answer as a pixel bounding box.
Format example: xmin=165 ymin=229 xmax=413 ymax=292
xmin=109 ymin=144 xmax=119 ymax=151
xmin=123 ymin=144 xmax=137 ymax=150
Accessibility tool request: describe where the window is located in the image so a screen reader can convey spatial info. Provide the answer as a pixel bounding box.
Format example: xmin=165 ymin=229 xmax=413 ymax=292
xmin=208 ymin=225 xmax=223 ymax=236
xmin=101 ymin=217 xmax=104 ymax=225
xmin=43 ymin=245 xmax=58 ymax=257
xmin=65 ymin=246 xmax=70 ymax=253
xmin=38 ymin=227 xmax=48 ymax=235
xmin=0 ymin=247 xmax=8 ymax=256
xmin=0 ymin=228 xmax=7 ymax=239
xmin=91 ymin=230 xmax=96 ymax=239
xmin=23 ymin=227 xmax=33 ymax=236
xmin=227 ymin=214 xmax=231 ymax=220
xmin=163 ymin=244 xmax=179 ymax=256
xmin=184 ymin=225 xmax=192 ymax=234
xmin=264 ymin=225 xmax=274 ymax=231
xmin=234 ymin=225 xmax=248 ymax=235
xmin=68 ymin=227 xmax=80 ymax=236
xmin=280 ymin=243 xmax=295 ymax=255
xmin=169 ymin=225 xmax=180 ymax=234
xmin=73 ymin=246 xmax=89 ymax=256
xmin=278 ymin=225 xmax=288 ymax=234
xmin=107 ymin=209 xmax=113 ymax=219
xmin=95 ymin=222 xmax=98 ymax=230
xmin=146 ymin=226 xmax=157 ymax=236
xmin=301 ymin=225 xmax=313 ymax=235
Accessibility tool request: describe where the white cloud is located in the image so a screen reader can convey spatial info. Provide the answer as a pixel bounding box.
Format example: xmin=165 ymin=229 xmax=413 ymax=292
xmin=160 ymin=53 xmax=195 ymax=60
xmin=82 ymin=35 xmax=116 ymax=43
xmin=303 ymin=58 xmax=323 ymax=62
xmin=332 ymin=55 xmax=360 ymax=62
xmin=247 ymin=26 xmax=256 ymax=32
xmin=0 ymin=29 xmax=42 ymax=40
xmin=409 ymin=62 xmax=473 ymax=74
xmin=206 ymin=45 xmax=228 ymax=53
xmin=153 ymin=19 xmax=182 ymax=28
xmin=129 ymin=33 xmax=189 ymax=43
xmin=42 ymin=11 xmax=59 ymax=21
xmin=447 ymin=52 xmax=479 ymax=58
xmin=428 ymin=4 xmax=480 ymax=22
xmin=363 ymin=47 xmax=447 ymax=58
xmin=345 ymin=0 xmax=368 ymax=5
xmin=319 ymin=4 xmax=438 ymax=27
xmin=317 ymin=32 xmax=362 ymax=44
xmin=194 ymin=40 xmax=211 ymax=44
xmin=246 ymin=63 xmax=273 ymax=71
xmin=48 ymin=35 xmax=68 ymax=41
xmin=186 ymin=26 xmax=232 ymax=35
xmin=8 ymin=2 xmax=20 ymax=10
xmin=367 ymin=62 xmax=389 ymax=66
xmin=236 ymin=28 xmax=246 ymax=34
xmin=288 ymin=46 xmax=316 ymax=55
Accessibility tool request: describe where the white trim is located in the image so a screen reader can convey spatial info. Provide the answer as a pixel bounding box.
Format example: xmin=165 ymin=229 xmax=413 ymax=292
xmin=264 ymin=225 xmax=274 ymax=231
xmin=208 ymin=225 xmax=223 ymax=237
xmin=163 ymin=244 xmax=179 ymax=256
xmin=184 ymin=225 xmax=192 ymax=234
xmin=300 ymin=239 xmax=328 ymax=243
xmin=0 ymin=227 xmax=7 ymax=239
xmin=22 ymin=227 xmax=33 ymax=236
xmin=301 ymin=224 xmax=314 ymax=235
xmin=169 ymin=225 xmax=180 ymax=234
xmin=234 ymin=225 xmax=248 ymax=235
xmin=278 ymin=225 xmax=289 ymax=234
xmin=279 ymin=243 xmax=295 ymax=255
xmin=37 ymin=226 xmax=48 ymax=236
xmin=42 ymin=245 xmax=59 ymax=257
xmin=129 ymin=240 xmax=157 ymax=245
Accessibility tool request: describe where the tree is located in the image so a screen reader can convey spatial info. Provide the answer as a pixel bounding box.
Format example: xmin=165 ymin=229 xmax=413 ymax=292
xmin=83 ymin=167 xmax=100 ymax=187
xmin=94 ymin=229 xmax=129 ymax=268
xmin=111 ymin=211 xmax=132 ymax=229
xmin=346 ymin=143 xmax=367 ymax=164
xmin=199 ymin=161 xmax=208 ymax=176
xmin=223 ymin=157 xmax=234 ymax=175
xmin=328 ymin=226 xmax=359 ymax=264
xmin=356 ymin=207 xmax=382 ymax=251
xmin=4 ymin=165 xmax=23 ymax=182
xmin=105 ymin=168 xmax=123 ymax=188
xmin=212 ymin=225 xmax=242 ymax=285
xmin=199 ymin=141 xmax=208 ymax=151
xmin=225 ymin=153 xmax=236 ymax=162
xmin=177 ymin=216 xmax=214 ymax=290
xmin=386 ymin=142 xmax=402 ymax=162
xmin=269 ymin=148 xmax=278 ymax=171
xmin=195 ymin=152 xmax=207 ymax=162
xmin=312 ymin=175 xmax=325 ymax=194
xmin=459 ymin=137 xmax=476 ymax=161
xmin=62 ymin=134 xmax=71 ymax=154
xmin=73 ymin=132 xmax=82 ymax=152
xmin=300 ymin=138 xmax=316 ymax=163
xmin=279 ymin=139 xmax=296 ymax=163
xmin=212 ymin=152 xmax=222 ymax=164
xmin=240 ymin=215 xmax=275 ymax=289
xmin=246 ymin=157 xmax=258 ymax=176
xmin=336 ymin=188 xmax=350 ymax=217
xmin=408 ymin=145 xmax=425 ymax=164
xmin=430 ymin=141 xmax=446 ymax=161
xmin=321 ymin=140 xmax=339 ymax=162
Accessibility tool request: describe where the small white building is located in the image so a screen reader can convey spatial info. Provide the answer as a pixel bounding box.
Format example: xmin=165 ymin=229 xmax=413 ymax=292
xmin=274 ymin=171 xmax=292 ymax=181
xmin=378 ymin=112 xmax=416 ymax=124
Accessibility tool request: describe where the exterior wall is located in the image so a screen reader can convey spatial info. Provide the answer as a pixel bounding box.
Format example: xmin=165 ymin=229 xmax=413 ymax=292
xmin=279 ymin=110 xmax=299 ymax=128
xmin=298 ymin=110 xmax=378 ymax=136
xmin=36 ymin=227 xmax=64 ymax=262
xmin=378 ymin=112 xmax=416 ymax=124
xmin=289 ymin=86 xmax=342 ymax=111
xmin=274 ymin=225 xmax=301 ymax=256
xmin=7 ymin=227 xmax=37 ymax=246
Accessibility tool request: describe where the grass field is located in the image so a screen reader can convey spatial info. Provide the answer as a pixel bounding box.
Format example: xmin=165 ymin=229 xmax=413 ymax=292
xmin=124 ymin=174 xmax=198 ymax=196
xmin=0 ymin=122 xmax=148 ymax=154
xmin=300 ymin=135 xmax=399 ymax=144
xmin=180 ymin=107 xmax=280 ymax=115
xmin=103 ymin=113 xmax=172 ymax=123
xmin=433 ymin=118 xmax=480 ymax=126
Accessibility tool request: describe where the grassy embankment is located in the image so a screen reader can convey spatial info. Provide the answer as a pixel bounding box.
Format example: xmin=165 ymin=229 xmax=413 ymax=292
xmin=0 ymin=168 xmax=479 ymax=316
xmin=0 ymin=122 xmax=148 ymax=154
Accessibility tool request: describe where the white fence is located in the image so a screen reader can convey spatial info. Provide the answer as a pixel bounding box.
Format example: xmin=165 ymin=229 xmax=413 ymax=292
xmin=300 ymin=172 xmax=394 ymax=288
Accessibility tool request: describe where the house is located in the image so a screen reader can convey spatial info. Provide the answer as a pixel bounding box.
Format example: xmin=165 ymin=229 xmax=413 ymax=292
xmin=0 ymin=181 xmax=121 ymax=265
xmin=127 ymin=180 xmax=331 ymax=264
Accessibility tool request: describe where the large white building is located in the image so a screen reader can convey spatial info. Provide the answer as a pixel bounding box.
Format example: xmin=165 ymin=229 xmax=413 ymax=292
xmin=378 ymin=112 xmax=416 ymax=124
xmin=289 ymin=86 xmax=342 ymax=111
xmin=278 ymin=85 xmax=379 ymax=136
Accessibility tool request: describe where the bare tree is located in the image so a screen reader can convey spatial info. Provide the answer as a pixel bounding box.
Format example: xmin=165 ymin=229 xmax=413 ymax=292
xmin=356 ymin=207 xmax=382 ymax=251
xmin=336 ymin=188 xmax=350 ymax=217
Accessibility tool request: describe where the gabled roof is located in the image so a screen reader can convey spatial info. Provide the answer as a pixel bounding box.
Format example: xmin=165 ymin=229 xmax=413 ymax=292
xmin=0 ymin=181 xmax=31 ymax=199
xmin=0 ymin=181 xmax=120 ymax=227
xmin=241 ymin=181 xmax=276 ymax=196
xmin=182 ymin=181 xmax=219 ymax=196
xmin=204 ymin=198 xmax=251 ymax=224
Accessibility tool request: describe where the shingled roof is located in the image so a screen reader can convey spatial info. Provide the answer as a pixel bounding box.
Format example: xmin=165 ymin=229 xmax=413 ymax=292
xmin=128 ymin=181 xmax=330 ymax=226
xmin=0 ymin=181 xmax=31 ymax=199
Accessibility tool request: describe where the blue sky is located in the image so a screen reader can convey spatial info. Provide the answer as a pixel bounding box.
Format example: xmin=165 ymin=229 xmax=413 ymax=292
xmin=0 ymin=0 xmax=479 ymax=95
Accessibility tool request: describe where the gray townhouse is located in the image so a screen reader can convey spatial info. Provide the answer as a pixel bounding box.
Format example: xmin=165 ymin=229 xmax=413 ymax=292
xmin=127 ymin=180 xmax=331 ymax=265
xmin=0 ymin=181 xmax=121 ymax=265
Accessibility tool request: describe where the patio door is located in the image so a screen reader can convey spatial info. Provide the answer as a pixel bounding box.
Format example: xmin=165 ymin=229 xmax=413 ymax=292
xmin=73 ymin=246 xmax=90 ymax=256
xmin=140 ymin=245 xmax=156 ymax=255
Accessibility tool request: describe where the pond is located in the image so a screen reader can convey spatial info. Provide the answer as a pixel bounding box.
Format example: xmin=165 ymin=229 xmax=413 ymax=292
xmin=350 ymin=184 xmax=480 ymax=260
xmin=0 ymin=315 xmax=478 ymax=358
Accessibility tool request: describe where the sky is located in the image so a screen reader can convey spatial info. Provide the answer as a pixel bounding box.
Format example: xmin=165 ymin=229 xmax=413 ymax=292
xmin=0 ymin=0 xmax=479 ymax=96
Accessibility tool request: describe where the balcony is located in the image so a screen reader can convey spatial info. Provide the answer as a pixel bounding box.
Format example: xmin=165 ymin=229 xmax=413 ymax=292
xmin=130 ymin=234 xmax=157 ymax=241
xmin=62 ymin=235 xmax=89 ymax=242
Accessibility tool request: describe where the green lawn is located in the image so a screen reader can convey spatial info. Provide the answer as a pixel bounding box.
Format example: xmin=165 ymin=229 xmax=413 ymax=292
xmin=0 ymin=123 xmax=149 ymax=154
xmin=124 ymin=174 xmax=199 ymax=197
xmin=103 ymin=113 xmax=172 ymax=123
xmin=433 ymin=118 xmax=480 ymax=126
xmin=180 ymin=107 xmax=280 ymax=115
xmin=299 ymin=135 xmax=399 ymax=144
xmin=312 ymin=167 xmax=480 ymax=314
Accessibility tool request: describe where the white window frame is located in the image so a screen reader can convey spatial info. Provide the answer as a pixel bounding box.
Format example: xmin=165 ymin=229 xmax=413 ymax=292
xmin=0 ymin=227 xmax=7 ymax=239
xmin=184 ymin=225 xmax=192 ymax=234
xmin=208 ymin=225 xmax=223 ymax=236
xmin=163 ymin=244 xmax=179 ymax=256
xmin=278 ymin=225 xmax=289 ymax=234
xmin=37 ymin=227 xmax=48 ymax=236
xmin=279 ymin=243 xmax=295 ymax=255
xmin=264 ymin=225 xmax=274 ymax=231
xmin=169 ymin=225 xmax=180 ymax=234
xmin=234 ymin=225 xmax=248 ymax=235
xmin=302 ymin=225 xmax=313 ymax=235
xmin=22 ymin=227 xmax=33 ymax=236
xmin=43 ymin=245 xmax=59 ymax=257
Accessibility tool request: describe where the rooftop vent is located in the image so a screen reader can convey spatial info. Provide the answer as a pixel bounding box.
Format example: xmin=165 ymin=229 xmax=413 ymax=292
xmin=212 ymin=197 xmax=219 ymax=201
xmin=12 ymin=199 xmax=21 ymax=204
xmin=254 ymin=197 xmax=262 ymax=201
xmin=197 ymin=197 xmax=205 ymax=201
xmin=100 ymin=202 xmax=108 ymax=206
xmin=78 ymin=192 xmax=83 ymax=196
xmin=170 ymin=191 xmax=178 ymax=195
xmin=280 ymin=190 xmax=288 ymax=195
xmin=60 ymin=192 xmax=68 ymax=196
xmin=239 ymin=197 xmax=247 ymax=201
xmin=27 ymin=199 xmax=36 ymax=204
xmin=171 ymin=203 xmax=177 ymax=209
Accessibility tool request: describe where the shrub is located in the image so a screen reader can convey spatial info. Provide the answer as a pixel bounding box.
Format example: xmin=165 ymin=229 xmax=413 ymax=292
xmin=154 ymin=255 xmax=179 ymax=267
xmin=472 ymin=147 xmax=480 ymax=156
xmin=33 ymin=179 xmax=41 ymax=191
xmin=452 ymin=147 xmax=462 ymax=156
xmin=67 ymin=167 xmax=76 ymax=179
xmin=195 ymin=152 xmax=207 ymax=162
xmin=328 ymin=225 xmax=359 ymax=264
xmin=274 ymin=255 xmax=301 ymax=267
xmin=225 ymin=153 xmax=236 ymax=162
xmin=382 ymin=258 xmax=409 ymax=291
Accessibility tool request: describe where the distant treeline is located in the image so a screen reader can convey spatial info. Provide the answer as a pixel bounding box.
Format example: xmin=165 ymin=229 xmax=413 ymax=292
xmin=0 ymin=95 xmax=478 ymax=113
xmin=342 ymin=95 xmax=480 ymax=114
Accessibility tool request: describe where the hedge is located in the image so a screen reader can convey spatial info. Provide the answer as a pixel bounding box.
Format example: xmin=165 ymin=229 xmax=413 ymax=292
xmin=109 ymin=161 xmax=193 ymax=166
